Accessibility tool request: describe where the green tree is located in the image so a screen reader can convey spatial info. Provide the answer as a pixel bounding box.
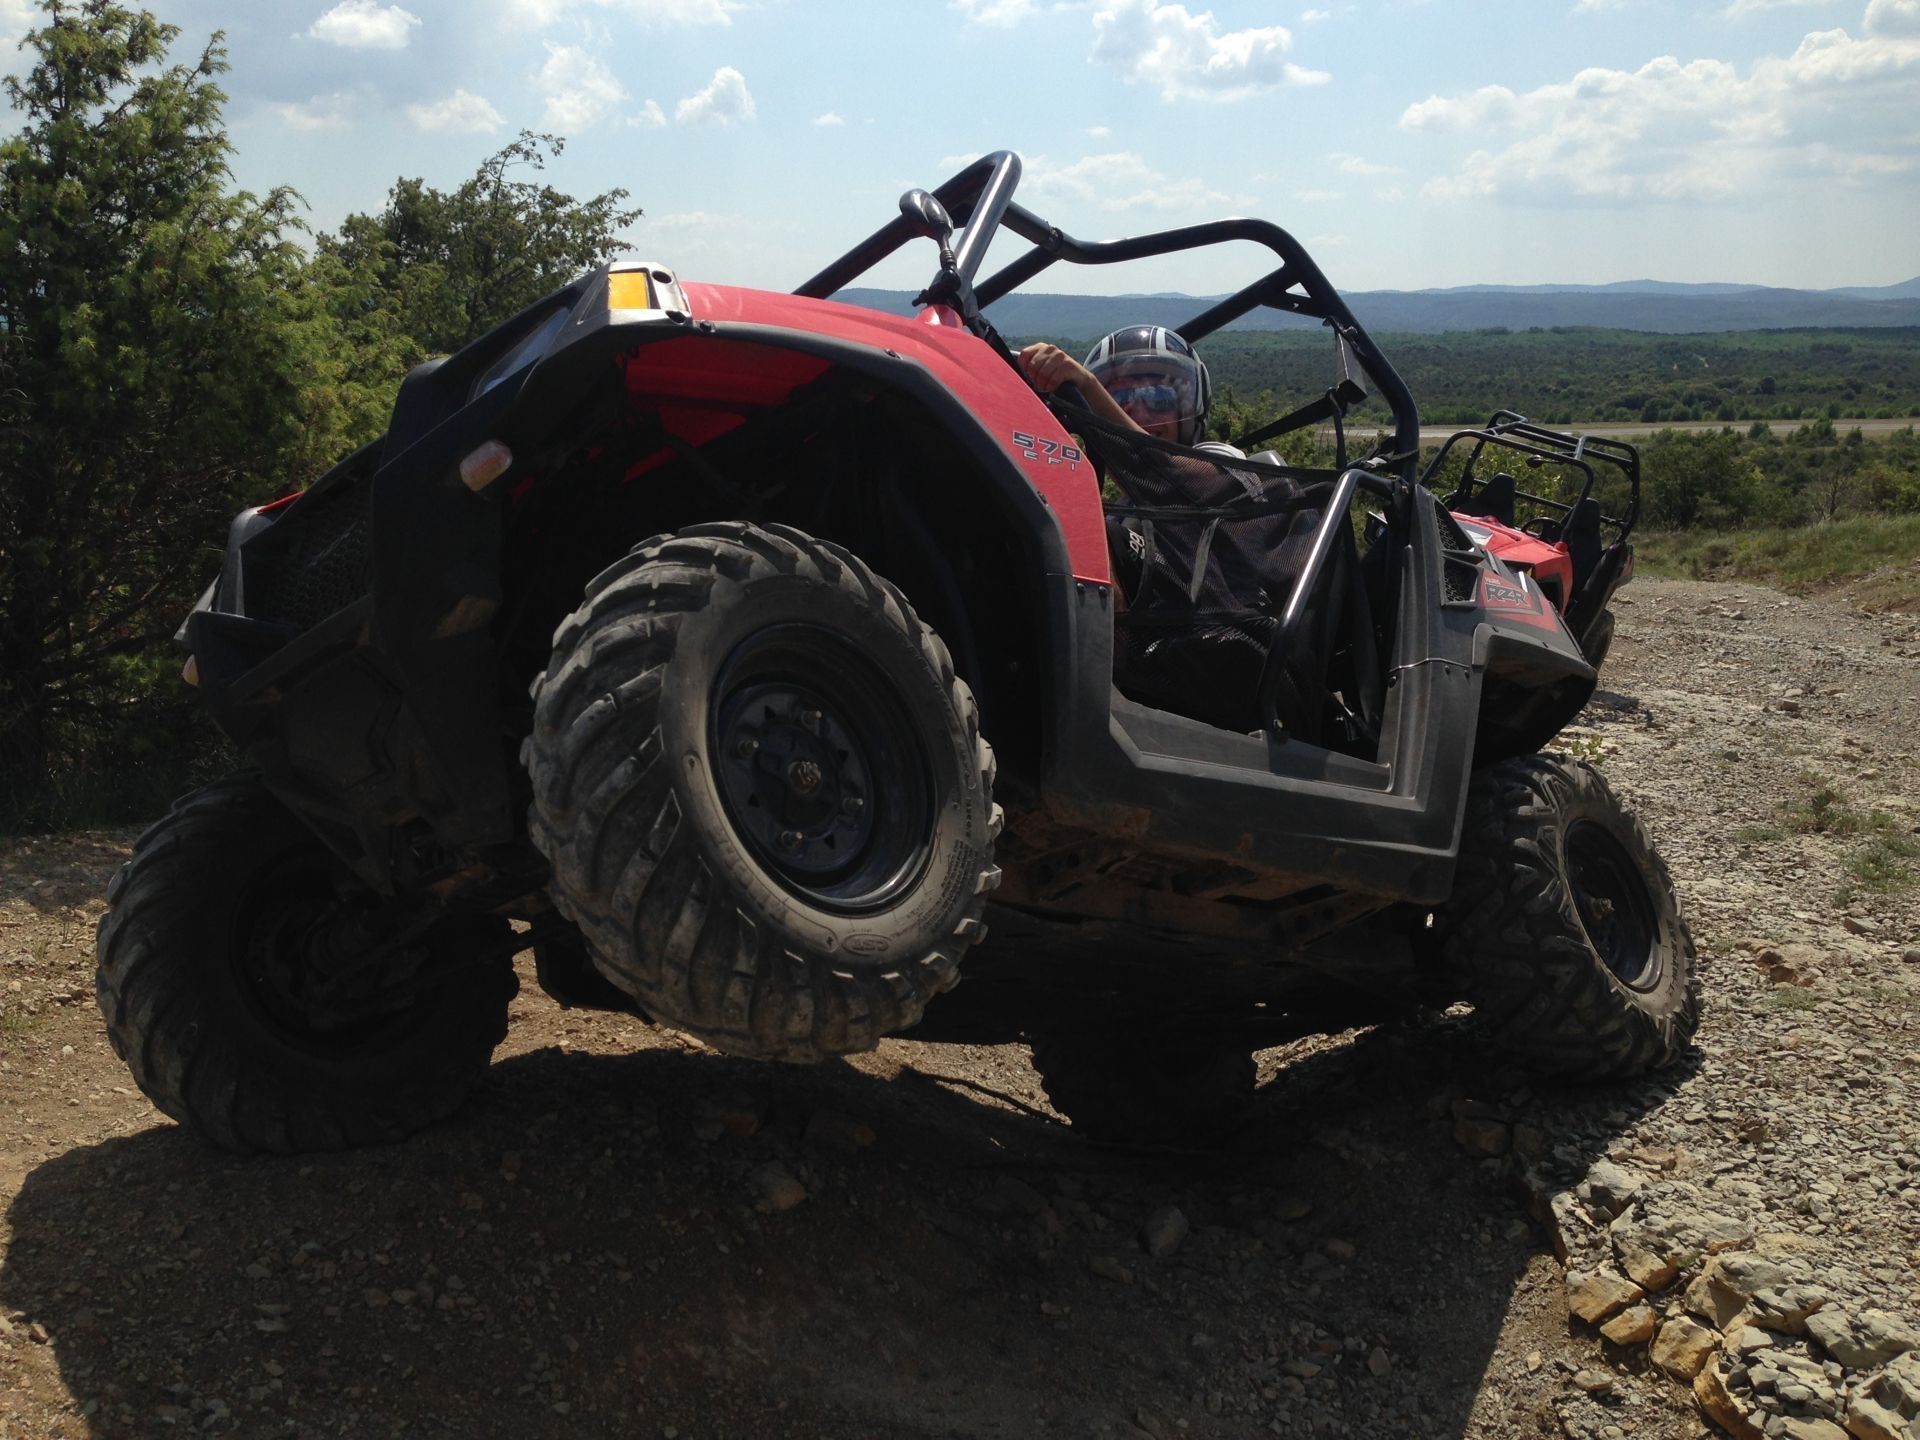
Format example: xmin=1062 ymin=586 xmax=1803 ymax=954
xmin=321 ymin=132 xmax=642 ymax=360
xmin=0 ymin=1 xmax=335 ymax=823
xmin=1639 ymin=431 xmax=1767 ymax=529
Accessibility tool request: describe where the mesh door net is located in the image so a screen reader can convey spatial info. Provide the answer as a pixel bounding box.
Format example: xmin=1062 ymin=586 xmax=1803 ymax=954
xmin=1083 ymin=418 xmax=1341 ymax=735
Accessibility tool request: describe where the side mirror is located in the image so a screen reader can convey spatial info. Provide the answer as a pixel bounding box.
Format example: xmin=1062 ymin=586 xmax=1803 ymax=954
xmin=899 ymin=189 xmax=956 ymax=245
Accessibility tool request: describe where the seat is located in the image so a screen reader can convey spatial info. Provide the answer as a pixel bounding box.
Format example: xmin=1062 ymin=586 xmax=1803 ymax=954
xmin=1560 ymin=497 xmax=1603 ymax=592
xmin=1451 ymin=471 xmax=1518 ymax=528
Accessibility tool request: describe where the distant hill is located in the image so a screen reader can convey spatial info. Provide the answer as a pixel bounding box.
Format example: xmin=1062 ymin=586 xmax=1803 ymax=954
xmin=834 ymin=279 xmax=1920 ymax=338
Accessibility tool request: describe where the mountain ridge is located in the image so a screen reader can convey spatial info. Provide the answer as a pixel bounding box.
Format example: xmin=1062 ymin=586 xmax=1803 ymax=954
xmin=834 ymin=280 xmax=1920 ymax=337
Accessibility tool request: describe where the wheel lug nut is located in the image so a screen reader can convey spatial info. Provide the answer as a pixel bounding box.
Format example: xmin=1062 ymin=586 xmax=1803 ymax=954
xmin=798 ymin=709 xmax=822 ymax=732
xmin=777 ymin=830 xmax=802 ymax=849
xmin=842 ymin=795 xmax=864 ymax=816
xmin=735 ymin=737 xmax=759 ymax=759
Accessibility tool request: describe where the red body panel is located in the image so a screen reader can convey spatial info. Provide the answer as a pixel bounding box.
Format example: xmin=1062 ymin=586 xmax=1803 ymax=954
xmin=1450 ymin=514 xmax=1574 ymax=605
xmin=683 ymin=284 xmax=1111 ymax=584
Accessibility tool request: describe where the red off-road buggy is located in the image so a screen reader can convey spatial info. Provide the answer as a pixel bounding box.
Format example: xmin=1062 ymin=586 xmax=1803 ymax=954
xmin=1432 ymin=413 xmax=1640 ymax=673
xmin=97 ymin=152 xmax=1697 ymax=1151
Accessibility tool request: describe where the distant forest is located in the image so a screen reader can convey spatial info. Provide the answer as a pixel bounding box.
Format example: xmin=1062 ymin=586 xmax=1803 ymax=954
xmin=1155 ymin=327 xmax=1920 ymax=428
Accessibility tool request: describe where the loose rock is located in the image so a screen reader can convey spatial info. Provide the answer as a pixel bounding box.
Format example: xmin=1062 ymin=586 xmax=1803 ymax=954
xmin=1140 ymin=1207 xmax=1189 ymax=1259
xmin=1569 ymin=1270 xmax=1646 ymax=1326
xmin=1600 ymin=1303 xmax=1657 ymax=1347
xmin=804 ymin=1109 xmax=876 ymax=1154
xmin=1651 ymin=1316 xmax=1719 ymax=1380
xmin=1806 ymin=1308 xmax=1920 ymax=1370
xmin=752 ymin=1162 xmax=807 ymax=1213
xmin=1696 ymin=1355 xmax=1767 ymax=1440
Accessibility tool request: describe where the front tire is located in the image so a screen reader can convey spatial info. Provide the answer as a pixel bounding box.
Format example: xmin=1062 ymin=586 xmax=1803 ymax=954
xmin=525 ymin=522 xmax=1000 ymax=1063
xmin=95 ymin=777 xmax=517 ymax=1155
xmin=1439 ymin=755 xmax=1699 ymax=1079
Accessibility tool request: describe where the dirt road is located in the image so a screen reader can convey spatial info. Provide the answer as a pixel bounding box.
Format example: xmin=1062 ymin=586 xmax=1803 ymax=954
xmin=1357 ymin=417 xmax=1920 ymax=446
xmin=2 ymin=578 xmax=1917 ymax=1440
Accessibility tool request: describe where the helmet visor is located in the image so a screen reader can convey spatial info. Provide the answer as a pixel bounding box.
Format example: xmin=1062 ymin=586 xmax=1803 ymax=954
xmin=1091 ymin=355 xmax=1203 ymax=429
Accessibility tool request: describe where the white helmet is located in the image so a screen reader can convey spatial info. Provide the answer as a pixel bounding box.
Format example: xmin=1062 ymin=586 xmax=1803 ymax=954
xmin=1085 ymin=325 xmax=1211 ymax=445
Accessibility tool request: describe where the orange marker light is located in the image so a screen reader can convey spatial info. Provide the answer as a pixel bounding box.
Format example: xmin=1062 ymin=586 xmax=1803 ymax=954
xmin=459 ymin=440 xmax=513 ymax=492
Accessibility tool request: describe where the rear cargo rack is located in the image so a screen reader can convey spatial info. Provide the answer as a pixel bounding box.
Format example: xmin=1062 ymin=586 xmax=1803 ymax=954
xmin=1423 ymin=410 xmax=1641 ymax=546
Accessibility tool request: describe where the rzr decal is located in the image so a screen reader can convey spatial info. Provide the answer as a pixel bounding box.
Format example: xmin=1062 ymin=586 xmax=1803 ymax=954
xmin=1010 ymin=429 xmax=1082 ymax=470
xmin=1481 ymin=576 xmax=1535 ymax=611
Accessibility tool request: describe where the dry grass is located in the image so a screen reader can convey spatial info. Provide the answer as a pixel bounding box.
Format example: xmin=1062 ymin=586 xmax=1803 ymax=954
xmin=1635 ymin=514 xmax=1920 ymax=612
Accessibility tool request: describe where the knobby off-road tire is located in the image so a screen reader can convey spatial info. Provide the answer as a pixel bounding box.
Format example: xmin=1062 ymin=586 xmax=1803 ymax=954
xmin=1440 ymin=754 xmax=1699 ymax=1080
xmin=524 ymin=522 xmax=1001 ymax=1063
xmin=1030 ymin=1031 xmax=1257 ymax=1147
xmin=1580 ymin=607 xmax=1616 ymax=671
xmin=95 ymin=777 xmax=517 ymax=1155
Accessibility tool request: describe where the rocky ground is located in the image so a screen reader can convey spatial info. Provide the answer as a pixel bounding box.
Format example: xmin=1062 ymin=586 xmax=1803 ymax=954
xmin=1 ymin=575 xmax=1917 ymax=1440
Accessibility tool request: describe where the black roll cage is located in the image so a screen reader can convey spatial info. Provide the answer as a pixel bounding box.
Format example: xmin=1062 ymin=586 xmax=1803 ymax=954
xmin=1422 ymin=410 xmax=1641 ymax=546
xmin=794 ymin=150 xmax=1423 ymax=484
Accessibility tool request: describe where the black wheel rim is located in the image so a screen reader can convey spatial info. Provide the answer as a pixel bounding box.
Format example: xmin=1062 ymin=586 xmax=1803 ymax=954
xmin=229 ymin=859 xmax=438 ymax=1056
xmin=712 ymin=624 xmax=937 ymax=915
xmin=1564 ymin=818 xmax=1662 ymax=992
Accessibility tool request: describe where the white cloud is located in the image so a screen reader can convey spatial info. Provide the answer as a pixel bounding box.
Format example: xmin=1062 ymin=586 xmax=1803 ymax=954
xmin=646 ymin=210 xmax=725 ymax=232
xmin=953 ymin=0 xmax=1035 ymax=22
xmin=1404 ymin=23 xmax=1920 ymax=203
xmin=505 ymin=0 xmax=738 ymax=24
xmin=1022 ymin=150 xmax=1245 ymax=212
xmin=1086 ymin=124 xmax=1112 ymax=138
xmin=1865 ymin=0 xmax=1920 ymax=33
xmin=1 ymin=0 xmax=39 ymax=47
xmin=1332 ymin=151 xmax=1398 ymax=175
xmin=1299 ymin=7 xmax=1330 ymax=19
xmin=306 ymin=0 xmax=421 ymax=49
xmin=675 ymin=65 xmax=755 ymax=125
xmin=1401 ymin=83 xmax=1521 ymax=132
xmin=627 ymin=100 xmax=668 ymax=127
xmin=1293 ymin=188 xmax=1339 ymax=202
xmin=275 ymin=91 xmax=358 ymax=130
xmin=406 ymin=88 xmax=505 ymax=132
xmin=813 ymin=110 xmax=846 ymax=126
xmin=1723 ymin=0 xmax=1836 ymax=14
xmin=272 ymin=93 xmax=359 ymax=131
xmin=1090 ymin=0 xmax=1330 ymax=101
xmin=537 ymin=42 xmax=626 ymax=131
xmin=627 ymin=0 xmax=737 ymax=16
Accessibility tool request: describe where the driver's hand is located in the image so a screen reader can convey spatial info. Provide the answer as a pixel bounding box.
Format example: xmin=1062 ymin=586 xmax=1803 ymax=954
xmin=1018 ymin=343 xmax=1097 ymax=396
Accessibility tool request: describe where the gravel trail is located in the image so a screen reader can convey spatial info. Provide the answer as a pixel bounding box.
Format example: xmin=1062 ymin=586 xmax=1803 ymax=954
xmin=1 ymin=576 xmax=1916 ymax=1440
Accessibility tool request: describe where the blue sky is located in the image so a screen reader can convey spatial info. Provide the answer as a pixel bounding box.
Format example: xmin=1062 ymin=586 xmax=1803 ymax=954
xmin=5 ymin=0 xmax=1918 ymax=294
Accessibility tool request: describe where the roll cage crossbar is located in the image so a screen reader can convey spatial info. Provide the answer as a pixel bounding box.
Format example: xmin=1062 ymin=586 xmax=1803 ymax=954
xmin=794 ymin=150 xmax=1422 ymax=477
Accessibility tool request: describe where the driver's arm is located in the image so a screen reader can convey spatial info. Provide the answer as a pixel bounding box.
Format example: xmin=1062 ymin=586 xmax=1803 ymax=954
xmin=1017 ymin=343 xmax=1145 ymax=436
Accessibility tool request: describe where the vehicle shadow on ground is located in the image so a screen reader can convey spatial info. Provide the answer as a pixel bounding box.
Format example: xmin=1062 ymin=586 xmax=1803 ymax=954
xmin=2 ymin=1020 xmax=1682 ymax=1439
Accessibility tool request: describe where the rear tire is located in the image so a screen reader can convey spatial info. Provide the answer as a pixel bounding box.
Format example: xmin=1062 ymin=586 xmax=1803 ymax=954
xmin=525 ymin=522 xmax=1001 ymax=1063
xmin=1030 ymin=1030 xmax=1256 ymax=1147
xmin=95 ymin=777 xmax=516 ymax=1155
xmin=1439 ymin=755 xmax=1698 ymax=1080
